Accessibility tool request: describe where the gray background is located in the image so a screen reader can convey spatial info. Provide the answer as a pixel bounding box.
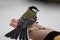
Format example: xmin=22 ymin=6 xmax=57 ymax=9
xmin=0 ymin=0 xmax=60 ymax=40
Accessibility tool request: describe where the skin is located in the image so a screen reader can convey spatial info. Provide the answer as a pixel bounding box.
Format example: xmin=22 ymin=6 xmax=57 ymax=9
xmin=9 ymin=18 xmax=54 ymax=40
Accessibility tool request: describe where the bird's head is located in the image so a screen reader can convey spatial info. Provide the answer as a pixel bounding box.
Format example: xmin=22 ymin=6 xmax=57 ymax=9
xmin=29 ymin=6 xmax=39 ymax=13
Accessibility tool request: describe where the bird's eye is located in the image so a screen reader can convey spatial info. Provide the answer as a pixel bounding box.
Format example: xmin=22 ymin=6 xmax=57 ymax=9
xmin=32 ymin=9 xmax=37 ymax=13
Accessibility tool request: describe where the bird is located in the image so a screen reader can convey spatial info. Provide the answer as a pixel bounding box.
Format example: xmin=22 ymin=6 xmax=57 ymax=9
xmin=5 ymin=6 xmax=39 ymax=40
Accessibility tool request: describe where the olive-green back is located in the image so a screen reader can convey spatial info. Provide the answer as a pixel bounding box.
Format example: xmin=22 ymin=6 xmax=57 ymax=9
xmin=23 ymin=9 xmax=37 ymax=19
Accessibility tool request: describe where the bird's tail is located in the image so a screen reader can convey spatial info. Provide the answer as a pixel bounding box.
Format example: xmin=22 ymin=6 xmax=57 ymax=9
xmin=5 ymin=27 xmax=21 ymax=39
xmin=5 ymin=29 xmax=15 ymax=37
xmin=19 ymin=28 xmax=28 ymax=40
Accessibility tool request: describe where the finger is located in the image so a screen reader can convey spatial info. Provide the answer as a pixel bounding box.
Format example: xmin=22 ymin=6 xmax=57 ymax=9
xmin=11 ymin=18 xmax=18 ymax=22
xmin=9 ymin=22 xmax=17 ymax=28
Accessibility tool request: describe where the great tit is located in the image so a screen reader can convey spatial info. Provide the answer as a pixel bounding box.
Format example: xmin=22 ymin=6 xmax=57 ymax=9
xmin=5 ymin=6 xmax=39 ymax=40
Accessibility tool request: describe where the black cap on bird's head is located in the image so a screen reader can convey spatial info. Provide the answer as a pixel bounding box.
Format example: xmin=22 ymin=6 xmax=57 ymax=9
xmin=29 ymin=6 xmax=39 ymax=13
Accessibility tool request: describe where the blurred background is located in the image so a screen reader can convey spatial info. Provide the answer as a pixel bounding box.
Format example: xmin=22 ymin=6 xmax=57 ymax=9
xmin=0 ymin=0 xmax=60 ymax=40
xmin=30 ymin=0 xmax=60 ymax=3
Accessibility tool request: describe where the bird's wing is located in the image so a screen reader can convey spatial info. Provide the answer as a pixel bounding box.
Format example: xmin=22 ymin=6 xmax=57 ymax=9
xmin=21 ymin=18 xmax=36 ymax=30
xmin=19 ymin=18 xmax=36 ymax=40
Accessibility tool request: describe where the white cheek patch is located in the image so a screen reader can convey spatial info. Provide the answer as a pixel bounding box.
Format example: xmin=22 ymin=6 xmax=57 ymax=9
xmin=32 ymin=9 xmax=37 ymax=13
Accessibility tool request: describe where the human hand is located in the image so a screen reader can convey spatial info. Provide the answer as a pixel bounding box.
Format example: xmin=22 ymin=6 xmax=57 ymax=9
xmin=9 ymin=18 xmax=54 ymax=40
